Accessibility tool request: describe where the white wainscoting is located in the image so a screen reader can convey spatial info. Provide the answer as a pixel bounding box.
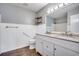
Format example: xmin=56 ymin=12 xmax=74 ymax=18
xmin=0 ymin=23 xmax=37 ymax=53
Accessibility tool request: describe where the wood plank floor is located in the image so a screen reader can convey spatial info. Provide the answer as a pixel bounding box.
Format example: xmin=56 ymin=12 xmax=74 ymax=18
xmin=0 ymin=46 xmax=41 ymax=56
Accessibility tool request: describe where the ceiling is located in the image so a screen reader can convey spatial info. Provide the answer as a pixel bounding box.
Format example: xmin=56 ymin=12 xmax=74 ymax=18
xmin=11 ymin=3 xmax=48 ymax=12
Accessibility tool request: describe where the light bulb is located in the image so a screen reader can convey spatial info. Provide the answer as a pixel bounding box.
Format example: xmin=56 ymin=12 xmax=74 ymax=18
xmin=51 ymin=8 xmax=54 ymax=12
xmin=59 ymin=3 xmax=64 ymax=7
xmin=47 ymin=9 xmax=50 ymax=14
xmin=64 ymin=3 xmax=69 ymax=5
xmin=54 ymin=6 xmax=58 ymax=10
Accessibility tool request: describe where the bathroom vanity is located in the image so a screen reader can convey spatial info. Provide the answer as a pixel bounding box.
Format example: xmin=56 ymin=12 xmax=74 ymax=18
xmin=35 ymin=4 xmax=79 ymax=56
xmin=35 ymin=33 xmax=79 ymax=56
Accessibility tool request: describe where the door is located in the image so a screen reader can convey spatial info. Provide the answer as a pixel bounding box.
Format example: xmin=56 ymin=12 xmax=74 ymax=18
xmin=55 ymin=44 xmax=79 ymax=56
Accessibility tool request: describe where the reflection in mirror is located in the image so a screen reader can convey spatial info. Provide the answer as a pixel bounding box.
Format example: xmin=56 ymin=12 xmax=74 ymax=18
xmin=46 ymin=3 xmax=79 ymax=36
xmin=46 ymin=15 xmax=67 ymax=32
xmin=46 ymin=14 xmax=67 ymax=33
xmin=54 ymin=15 xmax=67 ymax=32
xmin=70 ymin=14 xmax=79 ymax=34
xmin=46 ymin=15 xmax=55 ymax=33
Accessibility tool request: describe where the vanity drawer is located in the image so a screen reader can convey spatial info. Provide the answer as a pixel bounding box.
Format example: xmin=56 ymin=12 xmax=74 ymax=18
xmin=52 ymin=38 xmax=79 ymax=53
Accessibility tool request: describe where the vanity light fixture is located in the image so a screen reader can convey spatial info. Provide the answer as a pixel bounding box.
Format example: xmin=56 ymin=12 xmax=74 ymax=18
xmin=50 ymin=8 xmax=54 ymax=12
xmin=47 ymin=3 xmax=71 ymax=14
xmin=47 ymin=10 xmax=50 ymax=14
xmin=58 ymin=3 xmax=64 ymax=7
xmin=54 ymin=5 xmax=59 ymax=10
xmin=47 ymin=8 xmax=51 ymax=14
xmin=64 ymin=3 xmax=69 ymax=5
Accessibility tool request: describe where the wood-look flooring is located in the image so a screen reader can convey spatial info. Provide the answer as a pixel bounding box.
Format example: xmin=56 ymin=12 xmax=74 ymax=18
xmin=0 ymin=46 xmax=41 ymax=56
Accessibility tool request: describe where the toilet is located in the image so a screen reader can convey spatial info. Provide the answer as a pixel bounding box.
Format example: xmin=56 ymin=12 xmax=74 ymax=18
xmin=29 ymin=39 xmax=35 ymax=49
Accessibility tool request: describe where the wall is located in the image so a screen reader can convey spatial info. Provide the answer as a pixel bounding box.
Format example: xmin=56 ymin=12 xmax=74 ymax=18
xmin=68 ymin=8 xmax=79 ymax=16
xmin=36 ymin=24 xmax=46 ymax=34
xmin=55 ymin=16 xmax=67 ymax=32
xmin=0 ymin=23 xmax=37 ymax=53
xmin=0 ymin=3 xmax=36 ymax=25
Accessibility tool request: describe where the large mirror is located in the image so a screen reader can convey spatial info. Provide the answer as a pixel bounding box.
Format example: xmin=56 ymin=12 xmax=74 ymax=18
xmin=46 ymin=3 xmax=79 ymax=35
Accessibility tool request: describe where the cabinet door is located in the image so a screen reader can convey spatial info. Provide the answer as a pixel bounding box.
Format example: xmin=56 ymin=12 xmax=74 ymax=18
xmin=36 ymin=39 xmax=44 ymax=55
xmin=55 ymin=44 xmax=79 ymax=56
xmin=43 ymin=40 xmax=54 ymax=56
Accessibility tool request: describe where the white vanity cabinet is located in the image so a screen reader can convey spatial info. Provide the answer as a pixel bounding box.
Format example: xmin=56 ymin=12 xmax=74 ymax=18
xmin=35 ymin=34 xmax=79 ymax=56
xmin=54 ymin=44 xmax=79 ymax=56
xmin=36 ymin=35 xmax=54 ymax=56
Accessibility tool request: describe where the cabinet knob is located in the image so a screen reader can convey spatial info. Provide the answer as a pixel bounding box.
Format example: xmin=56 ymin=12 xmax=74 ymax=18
xmin=54 ymin=48 xmax=56 ymax=50
xmin=46 ymin=46 xmax=48 ymax=48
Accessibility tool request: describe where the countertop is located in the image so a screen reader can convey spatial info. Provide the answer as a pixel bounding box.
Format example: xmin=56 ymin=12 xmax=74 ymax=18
xmin=36 ymin=33 xmax=79 ymax=43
